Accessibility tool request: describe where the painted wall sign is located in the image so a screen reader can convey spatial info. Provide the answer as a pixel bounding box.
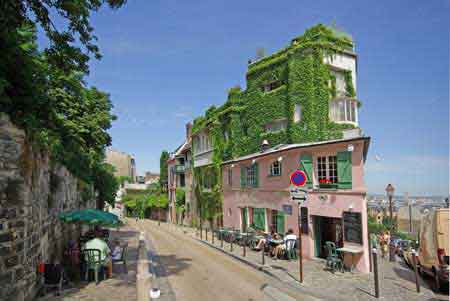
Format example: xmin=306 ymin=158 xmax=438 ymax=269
xmin=290 ymin=170 xmax=307 ymax=187
xmin=282 ymin=204 xmax=293 ymax=215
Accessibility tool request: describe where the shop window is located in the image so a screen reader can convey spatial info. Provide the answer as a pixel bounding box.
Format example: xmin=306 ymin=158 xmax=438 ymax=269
xmin=317 ymin=156 xmax=338 ymax=186
xmin=269 ymin=161 xmax=281 ymax=176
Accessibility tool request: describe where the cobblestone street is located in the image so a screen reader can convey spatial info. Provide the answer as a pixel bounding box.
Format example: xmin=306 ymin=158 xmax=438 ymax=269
xmin=170 ymin=222 xmax=448 ymax=301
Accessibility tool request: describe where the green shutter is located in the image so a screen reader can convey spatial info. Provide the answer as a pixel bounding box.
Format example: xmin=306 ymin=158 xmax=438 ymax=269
xmin=253 ymin=208 xmax=266 ymax=231
xmin=242 ymin=208 xmax=248 ymax=231
xmin=276 ymin=211 xmax=285 ymax=234
xmin=254 ymin=163 xmax=259 ymax=187
xmin=300 ymin=154 xmax=313 ymax=188
xmin=337 ymin=151 xmax=352 ymax=189
xmin=240 ymin=166 xmax=246 ymax=188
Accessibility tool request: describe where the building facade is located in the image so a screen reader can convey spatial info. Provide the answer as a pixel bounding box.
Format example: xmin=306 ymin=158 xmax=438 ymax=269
xmin=168 ymin=123 xmax=195 ymax=225
xmin=187 ymin=24 xmax=361 ymax=228
xmin=222 ymin=137 xmax=371 ymax=273
xmin=105 ymin=149 xmax=137 ymax=182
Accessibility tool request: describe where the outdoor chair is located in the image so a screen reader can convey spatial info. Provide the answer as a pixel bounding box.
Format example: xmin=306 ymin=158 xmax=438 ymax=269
xmin=112 ymin=243 xmax=128 ymax=274
xmin=43 ymin=263 xmax=64 ymax=296
xmin=82 ymin=249 xmax=103 ymax=284
xmin=325 ymin=241 xmax=343 ymax=273
xmin=283 ymin=239 xmax=297 ymax=260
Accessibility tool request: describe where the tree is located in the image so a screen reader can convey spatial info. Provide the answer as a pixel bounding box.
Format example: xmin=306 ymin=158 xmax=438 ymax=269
xmin=93 ymin=163 xmax=119 ymax=209
xmin=159 ymin=150 xmax=169 ymax=190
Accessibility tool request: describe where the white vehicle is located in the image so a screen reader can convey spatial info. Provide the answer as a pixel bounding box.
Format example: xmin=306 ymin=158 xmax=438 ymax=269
xmin=418 ymin=208 xmax=449 ymax=290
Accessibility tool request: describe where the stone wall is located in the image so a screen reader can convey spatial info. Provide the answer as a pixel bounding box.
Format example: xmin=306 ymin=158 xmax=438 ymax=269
xmin=0 ymin=114 xmax=96 ymax=301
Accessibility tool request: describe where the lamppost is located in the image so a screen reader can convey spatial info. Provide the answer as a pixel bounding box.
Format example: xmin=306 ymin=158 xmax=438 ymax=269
xmin=385 ymin=184 xmax=395 ymax=230
xmin=385 ymin=183 xmax=395 ymax=262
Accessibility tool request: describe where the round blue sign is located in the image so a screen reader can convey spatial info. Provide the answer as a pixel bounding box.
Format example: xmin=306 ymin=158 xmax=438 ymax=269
xmin=290 ymin=170 xmax=307 ymax=187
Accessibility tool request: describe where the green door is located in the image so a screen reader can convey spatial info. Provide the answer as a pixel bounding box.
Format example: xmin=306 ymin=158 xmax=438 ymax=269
xmin=242 ymin=208 xmax=248 ymax=231
xmin=313 ymin=216 xmax=322 ymax=257
xmin=253 ymin=208 xmax=266 ymax=231
xmin=276 ymin=211 xmax=285 ymax=234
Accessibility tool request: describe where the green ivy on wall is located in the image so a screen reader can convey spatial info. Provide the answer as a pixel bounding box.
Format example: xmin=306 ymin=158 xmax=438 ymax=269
xmin=190 ymin=24 xmax=360 ymax=221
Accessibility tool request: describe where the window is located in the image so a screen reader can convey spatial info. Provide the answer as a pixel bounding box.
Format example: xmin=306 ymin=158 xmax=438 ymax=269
xmin=294 ymin=104 xmax=302 ymax=123
xmin=228 ymin=169 xmax=233 ymax=186
xmin=261 ymin=80 xmax=283 ymax=92
xmin=269 ymin=161 xmax=281 ymax=176
xmin=317 ymin=156 xmax=338 ymax=184
xmin=331 ymin=70 xmax=346 ymax=96
xmin=264 ymin=119 xmax=287 ymax=133
xmin=329 ymin=98 xmax=358 ymax=123
xmin=246 ymin=165 xmax=257 ymax=186
xmin=179 ymin=173 xmax=186 ymax=187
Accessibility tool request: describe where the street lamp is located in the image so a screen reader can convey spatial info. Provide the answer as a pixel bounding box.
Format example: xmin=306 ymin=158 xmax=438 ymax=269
xmin=385 ymin=184 xmax=395 ymax=229
xmin=385 ymin=183 xmax=396 ymax=262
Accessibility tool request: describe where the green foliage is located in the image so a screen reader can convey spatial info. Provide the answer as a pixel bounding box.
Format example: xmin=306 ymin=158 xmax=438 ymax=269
xmin=193 ymin=167 xmax=222 ymax=222
xmin=117 ymin=176 xmax=132 ymax=186
xmin=0 ymin=18 xmax=120 ymax=208
xmin=175 ymin=188 xmax=186 ymax=213
xmin=343 ymin=70 xmax=356 ymax=97
xmin=159 ymin=150 xmax=169 ymax=188
xmin=93 ymin=163 xmax=119 ymax=208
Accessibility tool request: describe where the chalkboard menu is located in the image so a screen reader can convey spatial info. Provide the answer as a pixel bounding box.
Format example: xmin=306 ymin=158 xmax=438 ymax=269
xmin=343 ymin=211 xmax=362 ymax=244
xmin=299 ymin=207 xmax=308 ymax=234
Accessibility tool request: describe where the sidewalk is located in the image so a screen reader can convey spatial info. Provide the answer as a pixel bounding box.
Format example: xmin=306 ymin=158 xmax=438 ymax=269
xmin=169 ymin=223 xmax=440 ymax=301
xmin=38 ymin=224 xmax=139 ymax=301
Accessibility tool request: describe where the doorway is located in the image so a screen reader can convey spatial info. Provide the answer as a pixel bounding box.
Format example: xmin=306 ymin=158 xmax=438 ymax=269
xmin=313 ymin=216 xmax=343 ymax=258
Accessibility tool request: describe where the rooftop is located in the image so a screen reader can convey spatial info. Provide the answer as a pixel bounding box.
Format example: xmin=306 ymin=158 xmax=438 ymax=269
xmin=222 ymin=136 xmax=370 ymax=165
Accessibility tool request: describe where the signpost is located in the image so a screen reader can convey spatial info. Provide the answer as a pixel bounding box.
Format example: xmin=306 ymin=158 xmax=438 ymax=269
xmin=290 ymin=170 xmax=307 ymax=284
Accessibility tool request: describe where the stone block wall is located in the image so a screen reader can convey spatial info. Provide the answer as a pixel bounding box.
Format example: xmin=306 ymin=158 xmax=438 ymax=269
xmin=0 ymin=114 xmax=96 ymax=300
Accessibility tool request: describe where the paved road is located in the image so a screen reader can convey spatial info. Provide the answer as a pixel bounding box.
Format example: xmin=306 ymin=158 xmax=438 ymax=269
xmin=131 ymin=220 xmax=310 ymax=301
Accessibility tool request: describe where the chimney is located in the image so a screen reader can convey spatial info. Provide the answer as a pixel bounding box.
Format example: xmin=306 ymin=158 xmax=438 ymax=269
xmin=186 ymin=122 xmax=192 ymax=140
xmin=261 ymin=140 xmax=269 ymax=152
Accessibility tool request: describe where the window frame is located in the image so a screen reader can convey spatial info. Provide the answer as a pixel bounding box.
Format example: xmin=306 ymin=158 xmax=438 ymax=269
xmin=294 ymin=104 xmax=302 ymax=123
xmin=228 ymin=168 xmax=233 ymax=187
xmin=269 ymin=161 xmax=282 ymax=177
xmin=246 ymin=165 xmax=256 ymax=187
xmin=316 ymin=155 xmax=338 ymax=186
xmin=329 ymin=98 xmax=358 ymax=124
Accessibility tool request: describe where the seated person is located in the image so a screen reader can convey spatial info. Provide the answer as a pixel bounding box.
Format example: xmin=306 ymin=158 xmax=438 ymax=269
xmin=82 ymin=234 xmax=112 ymax=277
xmin=255 ymin=229 xmax=275 ymax=251
xmin=272 ymin=229 xmax=297 ymax=259
xmin=111 ymin=239 xmax=123 ymax=261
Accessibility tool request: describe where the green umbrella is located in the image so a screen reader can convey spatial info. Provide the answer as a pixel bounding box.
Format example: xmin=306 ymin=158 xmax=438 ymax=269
xmin=59 ymin=209 xmax=123 ymax=227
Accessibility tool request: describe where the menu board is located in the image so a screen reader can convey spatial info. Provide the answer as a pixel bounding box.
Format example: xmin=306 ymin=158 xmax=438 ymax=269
xmin=343 ymin=211 xmax=362 ymax=244
xmin=299 ymin=207 xmax=308 ymax=234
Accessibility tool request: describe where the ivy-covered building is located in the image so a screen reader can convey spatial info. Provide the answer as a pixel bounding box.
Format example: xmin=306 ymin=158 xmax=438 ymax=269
xmin=189 ymin=24 xmax=363 ymax=228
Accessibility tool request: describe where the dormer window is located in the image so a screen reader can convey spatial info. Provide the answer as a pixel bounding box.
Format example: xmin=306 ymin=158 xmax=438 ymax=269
xmin=269 ymin=161 xmax=282 ymax=176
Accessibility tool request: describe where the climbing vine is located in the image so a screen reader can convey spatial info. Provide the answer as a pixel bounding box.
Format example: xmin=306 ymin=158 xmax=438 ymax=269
xmin=190 ymin=24 xmax=360 ymax=221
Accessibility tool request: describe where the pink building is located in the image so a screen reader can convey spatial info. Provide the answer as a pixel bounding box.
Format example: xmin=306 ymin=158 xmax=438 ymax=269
xmin=222 ymin=137 xmax=371 ymax=273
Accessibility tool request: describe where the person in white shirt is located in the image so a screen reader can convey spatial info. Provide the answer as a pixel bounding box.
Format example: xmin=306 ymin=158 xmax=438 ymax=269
xmin=272 ymin=229 xmax=297 ymax=259
xmin=111 ymin=239 xmax=123 ymax=261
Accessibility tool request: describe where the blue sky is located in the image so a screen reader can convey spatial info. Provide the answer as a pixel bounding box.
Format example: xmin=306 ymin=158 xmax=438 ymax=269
xmin=45 ymin=1 xmax=450 ymax=196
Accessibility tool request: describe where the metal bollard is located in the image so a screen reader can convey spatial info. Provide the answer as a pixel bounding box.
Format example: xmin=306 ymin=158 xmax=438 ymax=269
xmin=243 ymin=234 xmax=246 ymax=257
xmin=372 ymin=248 xmax=380 ymax=298
xmin=262 ymin=242 xmax=265 ymax=265
xmin=212 ymin=228 xmax=214 ymax=244
xmin=412 ymin=250 xmax=420 ymax=293
xmin=389 ymin=244 xmax=395 ymax=262
xmin=220 ymin=231 xmax=223 ymax=248
xmin=230 ymin=235 xmax=234 ymax=252
xmin=206 ymin=228 xmax=208 ymax=241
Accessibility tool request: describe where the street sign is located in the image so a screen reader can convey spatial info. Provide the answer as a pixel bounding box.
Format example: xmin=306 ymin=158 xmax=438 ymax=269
xmin=282 ymin=204 xmax=293 ymax=215
xmin=290 ymin=185 xmax=307 ymax=203
xmin=290 ymin=170 xmax=307 ymax=187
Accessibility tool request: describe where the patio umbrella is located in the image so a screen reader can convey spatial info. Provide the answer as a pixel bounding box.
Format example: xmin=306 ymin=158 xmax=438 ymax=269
xmin=59 ymin=209 xmax=123 ymax=227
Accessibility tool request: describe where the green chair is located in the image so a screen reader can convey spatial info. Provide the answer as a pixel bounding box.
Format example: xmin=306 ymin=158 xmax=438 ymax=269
xmin=284 ymin=239 xmax=298 ymax=260
xmin=325 ymin=241 xmax=343 ymax=273
xmin=82 ymin=249 xmax=102 ymax=284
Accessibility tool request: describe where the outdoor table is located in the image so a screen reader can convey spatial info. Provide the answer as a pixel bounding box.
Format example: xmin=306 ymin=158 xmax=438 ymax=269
xmin=336 ymin=246 xmax=363 ymax=273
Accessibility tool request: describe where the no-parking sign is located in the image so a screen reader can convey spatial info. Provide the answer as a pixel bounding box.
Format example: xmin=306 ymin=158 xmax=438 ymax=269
xmin=290 ymin=170 xmax=307 ymax=187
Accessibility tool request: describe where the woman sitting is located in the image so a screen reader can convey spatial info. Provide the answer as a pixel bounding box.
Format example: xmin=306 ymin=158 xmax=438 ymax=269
xmin=255 ymin=228 xmax=276 ymax=251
